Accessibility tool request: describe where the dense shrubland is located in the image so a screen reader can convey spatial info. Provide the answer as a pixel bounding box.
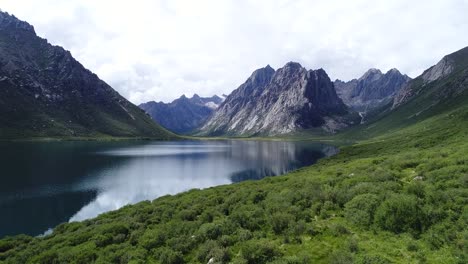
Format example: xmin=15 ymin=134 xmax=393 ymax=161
xmin=0 ymin=106 xmax=467 ymax=263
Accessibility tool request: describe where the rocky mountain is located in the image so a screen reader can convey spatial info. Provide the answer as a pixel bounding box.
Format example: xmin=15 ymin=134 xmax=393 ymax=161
xmin=199 ymin=63 xmax=359 ymax=136
xmin=334 ymin=68 xmax=411 ymax=113
xmin=393 ymin=48 xmax=467 ymax=108
xmin=347 ymin=45 xmax=468 ymax=138
xmin=0 ymin=11 xmax=175 ymax=139
xmin=139 ymin=94 xmax=224 ymax=134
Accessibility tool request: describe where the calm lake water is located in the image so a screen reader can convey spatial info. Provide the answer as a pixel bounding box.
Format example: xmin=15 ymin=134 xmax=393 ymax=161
xmin=0 ymin=140 xmax=337 ymax=237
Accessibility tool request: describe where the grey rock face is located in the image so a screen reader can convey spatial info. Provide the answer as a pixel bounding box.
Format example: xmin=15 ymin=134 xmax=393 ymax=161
xmin=139 ymin=94 xmax=223 ymax=134
xmin=421 ymin=57 xmax=453 ymax=83
xmin=393 ymin=53 xmax=461 ymax=108
xmin=335 ymin=68 xmax=411 ymax=113
xmin=200 ymin=63 xmax=355 ymax=136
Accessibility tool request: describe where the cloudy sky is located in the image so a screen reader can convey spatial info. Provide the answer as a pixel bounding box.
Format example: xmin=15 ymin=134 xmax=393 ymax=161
xmin=2 ymin=0 xmax=468 ymax=103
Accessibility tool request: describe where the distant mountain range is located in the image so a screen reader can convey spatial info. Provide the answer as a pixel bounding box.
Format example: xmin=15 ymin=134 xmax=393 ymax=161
xmin=143 ymin=63 xmax=413 ymax=136
xmin=344 ymin=45 xmax=468 ymax=138
xmin=334 ymin=68 xmax=411 ymax=114
xmin=2 ymin=10 xmax=466 ymax=140
xmin=139 ymin=94 xmax=225 ymax=134
xmin=0 ymin=11 xmax=175 ymax=139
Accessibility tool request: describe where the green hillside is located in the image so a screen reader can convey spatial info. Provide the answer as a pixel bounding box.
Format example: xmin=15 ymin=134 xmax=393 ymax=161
xmin=1 ymin=49 xmax=467 ymax=263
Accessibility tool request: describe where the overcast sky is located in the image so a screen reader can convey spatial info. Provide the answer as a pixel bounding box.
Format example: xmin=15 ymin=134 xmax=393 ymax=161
xmin=2 ymin=0 xmax=468 ymax=103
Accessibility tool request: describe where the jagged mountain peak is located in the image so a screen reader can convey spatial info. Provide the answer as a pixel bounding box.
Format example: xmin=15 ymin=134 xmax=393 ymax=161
xmin=0 ymin=11 xmax=35 ymax=33
xmin=359 ymin=68 xmax=383 ymax=81
xmin=335 ymin=67 xmax=411 ymax=114
xmin=249 ymin=64 xmax=276 ymax=85
xmin=200 ymin=63 xmax=357 ymax=136
xmin=279 ymin=61 xmax=307 ymax=73
xmin=309 ymin=68 xmax=329 ymax=79
xmin=284 ymin=61 xmax=303 ymax=69
xmin=264 ymin=64 xmax=274 ymax=71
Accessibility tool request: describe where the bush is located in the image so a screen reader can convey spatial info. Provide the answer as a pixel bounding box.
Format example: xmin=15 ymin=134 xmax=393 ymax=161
xmin=356 ymin=255 xmax=390 ymax=264
xmin=31 ymin=251 xmax=60 ymax=264
xmin=406 ymin=241 xmax=419 ymax=252
xmin=344 ymin=194 xmax=380 ymax=227
xmin=330 ymin=224 xmax=350 ymax=236
xmin=197 ymin=240 xmax=230 ymax=263
xmin=197 ymin=222 xmax=223 ymax=240
xmin=139 ymin=229 xmax=166 ymax=249
xmin=240 ymin=239 xmax=281 ymax=264
xmin=329 ymin=250 xmax=353 ymax=264
xmin=270 ymin=212 xmax=294 ymax=234
xmin=374 ymin=194 xmax=424 ymax=234
xmin=348 ymin=237 xmax=359 ymax=253
xmin=155 ymin=247 xmax=184 ymax=264
xmin=0 ymin=240 xmax=14 ymax=253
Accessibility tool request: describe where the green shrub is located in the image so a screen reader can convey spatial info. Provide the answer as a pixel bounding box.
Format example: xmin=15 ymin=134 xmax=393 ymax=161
xmin=374 ymin=194 xmax=424 ymax=233
xmin=406 ymin=241 xmax=419 ymax=252
xmin=344 ymin=194 xmax=380 ymax=227
xmin=356 ymin=254 xmax=390 ymax=264
xmin=270 ymin=212 xmax=294 ymax=234
xmin=330 ymin=224 xmax=350 ymax=236
xmin=240 ymin=239 xmax=281 ymax=264
xmin=329 ymin=249 xmax=353 ymax=264
xmin=155 ymin=247 xmax=184 ymax=264
xmin=348 ymin=237 xmax=359 ymax=253
xmin=139 ymin=229 xmax=166 ymax=249
xmin=0 ymin=240 xmax=14 ymax=253
xmin=231 ymin=205 xmax=266 ymax=231
xmin=196 ymin=240 xmax=229 ymax=263
xmin=197 ymin=222 xmax=223 ymax=240
xmin=31 ymin=251 xmax=60 ymax=264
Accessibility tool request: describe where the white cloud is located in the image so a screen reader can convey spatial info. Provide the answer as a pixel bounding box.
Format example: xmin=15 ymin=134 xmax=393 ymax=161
xmin=2 ymin=0 xmax=468 ymax=103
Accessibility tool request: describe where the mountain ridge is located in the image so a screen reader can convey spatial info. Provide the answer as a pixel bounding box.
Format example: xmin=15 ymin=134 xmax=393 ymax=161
xmin=334 ymin=68 xmax=411 ymax=115
xmin=139 ymin=94 xmax=224 ymax=134
xmin=0 ymin=11 xmax=175 ymax=139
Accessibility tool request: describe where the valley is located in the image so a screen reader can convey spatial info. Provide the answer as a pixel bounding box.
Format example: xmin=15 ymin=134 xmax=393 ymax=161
xmin=0 ymin=8 xmax=467 ymax=264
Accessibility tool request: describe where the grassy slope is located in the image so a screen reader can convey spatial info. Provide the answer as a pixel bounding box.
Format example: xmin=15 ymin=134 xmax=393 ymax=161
xmin=0 ymin=89 xmax=466 ymax=264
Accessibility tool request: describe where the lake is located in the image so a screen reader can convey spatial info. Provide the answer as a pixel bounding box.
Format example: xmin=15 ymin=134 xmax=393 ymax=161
xmin=0 ymin=140 xmax=337 ymax=237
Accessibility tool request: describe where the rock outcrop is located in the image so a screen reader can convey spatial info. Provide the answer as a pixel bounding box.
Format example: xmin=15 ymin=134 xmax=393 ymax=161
xmin=393 ymin=47 xmax=468 ymax=109
xmin=393 ymin=57 xmax=455 ymax=108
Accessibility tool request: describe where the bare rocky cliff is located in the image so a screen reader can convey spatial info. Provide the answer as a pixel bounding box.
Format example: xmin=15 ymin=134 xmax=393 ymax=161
xmin=199 ymin=63 xmax=358 ymax=136
xmin=335 ymin=68 xmax=411 ymax=113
